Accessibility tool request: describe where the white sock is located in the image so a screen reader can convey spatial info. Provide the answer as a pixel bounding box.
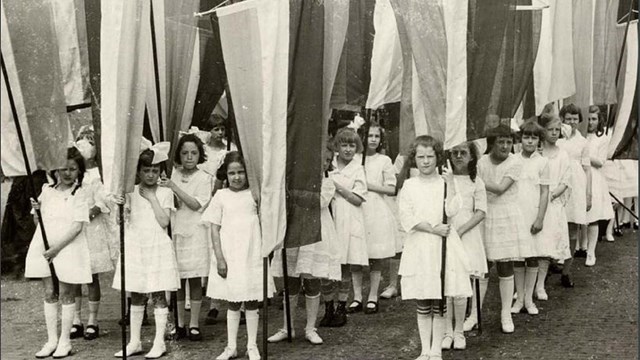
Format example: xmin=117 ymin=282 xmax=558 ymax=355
xmin=87 ymin=301 xmax=99 ymax=326
xmin=606 ymin=218 xmax=614 ymax=238
xmin=190 ymin=300 xmax=202 ymax=329
xmin=44 ymin=301 xmax=59 ymax=345
xmin=368 ymin=271 xmax=381 ymax=303
xmin=536 ymin=260 xmax=549 ymax=292
xmin=417 ymin=312 xmax=433 ymax=356
xmin=478 ymin=278 xmax=488 ymax=307
xmin=513 ymin=267 xmax=525 ymax=304
xmin=283 ymin=295 xmax=297 ymax=332
xmin=453 ymin=297 xmax=466 ymax=334
xmin=59 ymin=304 xmax=75 ymax=346
xmin=227 ymin=310 xmax=240 ymax=350
xmin=444 ymin=298 xmax=453 ymax=336
xmin=129 ymin=305 xmax=145 ymax=345
xmin=305 ymin=294 xmax=320 ymax=331
xmin=587 ymin=224 xmax=599 ymax=257
xmin=73 ymin=296 xmax=82 ymax=325
xmin=389 ymin=259 xmax=400 ymax=289
xmin=524 ymin=266 xmax=538 ymax=307
xmin=153 ymin=307 xmax=168 ymax=346
xmin=499 ymin=276 xmax=514 ymax=313
xmin=177 ymin=300 xmax=186 ymax=328
xmin=431 ymin=313 xmax=446 ymax=357
xmin=245 ymin=309 xmax=259 ymax=349
xmin=352 ymin=271 xmax=363 ymax=302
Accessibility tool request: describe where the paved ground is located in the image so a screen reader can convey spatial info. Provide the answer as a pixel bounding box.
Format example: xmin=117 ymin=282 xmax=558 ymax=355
xmin=2 ymin=230 xmax=637 ymax=360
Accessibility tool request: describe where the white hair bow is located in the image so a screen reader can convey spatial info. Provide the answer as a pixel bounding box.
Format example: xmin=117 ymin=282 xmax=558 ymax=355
xmin=73 ymin=138 xmax=96 ymax=160
xmin=179 ymin=126 xmax=211 ymax=144
xmin=347 ymin=114 xmax=366 ymax=131
xmin=140 ymin=137 xmax=171 ymax=164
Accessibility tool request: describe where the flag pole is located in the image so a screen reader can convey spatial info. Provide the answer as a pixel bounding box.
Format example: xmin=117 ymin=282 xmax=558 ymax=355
xmin=281 ymin=248 xmax=293 ymax=342
xmin=263 ymin=256 xmax=269 ymax=359
xmin=439 ymin=166 xmax=447 ymax=315
xmin=118 ymin=203 xmax=127 ymax=360
xmin=0 ymin=52 xmax=59 ymax=294
xmin=475 ymin=277 xmax=482 ymax=334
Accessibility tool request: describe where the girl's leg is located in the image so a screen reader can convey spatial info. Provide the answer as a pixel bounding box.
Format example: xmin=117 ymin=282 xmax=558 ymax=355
xmin=606 ymin=214 xmax=616 ymax=241
xmin=452 ymin=297 xmax=467 ymax=350
xmin=586 ymin=223 xmax=599 ymax=266
xmin=244 ymin=301 xmax=261 ymax=358
xmin=623 ymin=197 xmax=633 ymax=225
xmin=52 ymin=282 xmax=77 ymax=357
xmin=381 ymin=255 xmax=400 ymax=298
xmin=430 ymin=300 xmax=446 ymax=359
xmin=145 ymin=292 xmax=169 ymax=358
xmin=562 ymin=224 xmax=577 ymax=288
xmin=511 ymin=261 xmax=525 ymax=313
xmin=497 ymin=261 xmax=515 ymax=333
xmin=224 ymin=301 xmax=242 ymax=353
xmin=319 ymin=279 xmax=336 ymax=327
xmin=367 ymin=259 xmax=383 ymax=311
xmin=349 ymin=265 xmax=363 ymax=312
xmin=442 ymin=297 xmax=454 ymax=350
xmin=115 ymin=293 xmax=146 ymax=357
xmin=176 ymin=279 xmax=187 ymax=335
xmin=71 ymin=285 xmax=83 ymax=338
xmin=523 ymin=258 xmax=539 ymax=314
xmin=333 ymin=264 xmax=351 ymax=326
xmin=416 ymin=300 xmax=433 ymax=357
xmin=268 ymin=277 xmax=300 ymax=342
xmin=464 ymin=275 xmax=488 ymax=331
xmin=36 ymin=277 xmax=59 ymax=358
xmin=85 ymin=274 xmax=101 ymax=339
xmin=536 ymin=259 xmax=550 ymax=300
xmin=187 ymin=277 xmax=204 ymax=340
xmin=303 ymin=278 xmax=323 ymax=344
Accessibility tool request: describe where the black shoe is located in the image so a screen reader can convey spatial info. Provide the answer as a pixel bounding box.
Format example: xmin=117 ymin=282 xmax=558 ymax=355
xmin=189 ymin=327 xmax=202 ymax=341
xmin=561 ymin=274 xmax=574 ymax=288
xmin=364 ymin=301 xmax=379 ymax=314
xmin=621 ymin=222 xmax=631 ymax=229
xmin=84 ymin=325 xmax=99 ymax=340
xmin=318 ymin=301 xmax=334 ymax=328
xmin=614 ymin=228 xmax=624 ymax=237
xmin=574 ymin=249 xmax=587 ymax=258
xmin=205 ymin=308 xmax=219 ymax=325
xmin=70 ymin=324 xmax=84 ymax=339
xmin=634 ymin=222 xmax=638 ymax=230
xmin=346 ymin=300 xmax=363 ymax=314
xmin=330 ymin=301 xmax=347 ymax=327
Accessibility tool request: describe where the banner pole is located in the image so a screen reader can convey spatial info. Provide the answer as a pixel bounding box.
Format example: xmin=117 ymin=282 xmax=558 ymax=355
xmin=119 ymin=203 xmax=127 ymax=360
xmin=281 ymin=248 xmax=292 ymax=342
xmin=263 ymin=257 xmax=269 ymax=359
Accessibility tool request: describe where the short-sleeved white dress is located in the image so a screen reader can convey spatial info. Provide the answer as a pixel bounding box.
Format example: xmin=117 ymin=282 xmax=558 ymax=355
xmin=171 ymin=169 xmax=213 ymax=279
xmin=542 ymin=147 xmax=572 ymax=260
xmin=558 ymin=132 xmax=590 ymax=225
xmin=271 ymin=178 xmax=341 ymax=281
xmin=448 ymin=175 xmax=488 ymax=277
xmin=363 ymin=153 xmax=398 ymax=259
xmin=202 ymin=189 xmax=275 ymax=302
xmin=82 ymin=168 xmax=117 ymax=274
xmin=112 ymin=186 xmax=180 ymax=293
xmin=586 ymin=133 xmax=614 ymax=223
xmin=330 ymin=158 xmax=369 ymax=266
xmin=477 ymin=154 xmax=533 ymax=261
xmin=25 ymin=185 xmax=92 ymax=284
xmin=398 ymin=176 xmax=472 ymax=300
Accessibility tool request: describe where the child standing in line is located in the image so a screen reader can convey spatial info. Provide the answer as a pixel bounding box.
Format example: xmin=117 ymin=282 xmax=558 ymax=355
xmin=202 ymin=151 xmax=275 ymax=360
xmin=329 ymin=128 xmax=369 ymax=322
xmin=584 ymin=106 xmax=614 ymax=266
xmin=477 ymin=125 xmax=534 ymax=334
xmin=535 ymin=115 xmax=572 ymax=300
xmin=160 ymin=134 xmax=213 ymax=340
xmin=441 ymin=141 xmax=487 ymax=349
xmin=398 ymin=136 xmax=471 ymax=360
xmin=25 ymin=146 xmax=92 ymax=359
xmin=112 ymin=144 xmax=180 ymax=358
xmin=269 ymin=145 xmax=341 ymax=344
xmin=512 ymin=121 xmax=551 ymax=315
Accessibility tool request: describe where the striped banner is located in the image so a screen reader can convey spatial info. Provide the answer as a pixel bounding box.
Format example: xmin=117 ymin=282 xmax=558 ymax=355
xmin=1 ymin=0 xmax=69 ymax=177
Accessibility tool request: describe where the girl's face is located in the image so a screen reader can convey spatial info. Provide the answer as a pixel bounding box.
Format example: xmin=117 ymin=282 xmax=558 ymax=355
xmin=563 ymin=113 xmax=580 ymax=131
xmin=415 ymin=145 xmax=438 ymax=176
xmin=210 ymin=125 xmax=226 ymax=142
xmin=367 ymin=127 xmax=381 ymax=152
xmin=491 ymin=136 xmax=513 ymax=161
xmin=545 ymin=122 xmax=561 ymax=145
xmin=139 ymin=165 xmax=161 ymax=186
xmin=337 ymin=142 xmax=356 ymax=163
xmin=57 ymin=159 xmax=80 ymax=187
xmin=322 ymin=149 xmax=334 ymax=173
xmin=521 ymin=133 xmax=540 ymax=155
xmin=587 ymin=112 xmax=599 ymax=133
xmin=450 ymin=143 xmax=471 ymax=173
xmin=179 ymin=141 xmax=200 ymax=170
xmin=227 ymin=161 xmax=247 ymax=191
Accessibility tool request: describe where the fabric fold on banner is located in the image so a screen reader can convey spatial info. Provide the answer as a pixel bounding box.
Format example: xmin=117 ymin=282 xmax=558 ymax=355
xmin=1 ymin=0 xmax=69 ymax=177
xmin=592 ymin=0 xmax=620 ymax=106
xmin=218 ymin=0 xmax=289 ymax=256
xmin=322 ymin=0 xmax=348 ymax=131
xmin=566 ymin=0 xmax=595 ymax=117
xmin=145 ymin=0 xmax=167 ymax=143
xmin=442 ymin=0 xmax=467 ymax=149
xmin=100 ymin=0 xmax=149 ymax=194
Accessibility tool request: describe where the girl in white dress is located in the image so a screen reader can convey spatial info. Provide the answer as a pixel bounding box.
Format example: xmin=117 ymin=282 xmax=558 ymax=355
xmin=399 ymin=136 xmax=472 ymax=360
xmin=161 ymin=134 xmax=213 ymax=340
xmin=442 ymin=141 xmax=487 ymax=348
xmin=512 ymin=121 xmax=550 ymax=316
xmin=477 ymin=125 xmax=533 ymax=334
xmin=112 ymin=145 xmax=180 ymax=359
xmin=26 ymin=146 xmax=92 ymax=359
xmin=329 ymin=128 xmax=368 ymax=323
xmin=584 ymin=106 xmax=615 ymax=266
xmin=202 ymin=151 xmax=275 ymax=360
xmin=557 ymin=104 xmax=591 ymax=288
xmin=536 ymin=114 xmax=572 ymax=300
xmin=269 ymin=146 xmax=341 ymax=345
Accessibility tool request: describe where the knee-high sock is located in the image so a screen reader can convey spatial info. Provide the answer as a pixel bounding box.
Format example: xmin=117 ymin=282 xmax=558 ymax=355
xmin=73 ymin=296 xmax=82 ymax=325
xmin=453 ymin=297 xmax=466 ymax=334
xmin=87 ymin=301 xmax=99 ymax=326
xmin=444 ymin=297 xmax=453 ymax=336
xmin=524 ymin=266 xmax=538 ymax=307
xmin=59 ymin=304 xmax=75 ymax=346
xmin=227 ymin=310 xmax=241 ymax=349
xmin=153 ymin=307 xmax=168 ymax=345
xmin=282 ymin=295 xmax=297 ymax=331
xmin=177 ymin=300 xmax=185 ymax=328
xmin=499 ymin=276 xmax=514 ymax=312
xmin=579 ymin=225 xmax=588 ymax=250
xmin=129 ymin=305 xmax=145 ymax=345
xmin=189 ymin=300 xmax=202 ymax=329
xmin=245 ymin=310 xmax=259 ymax=348
xmin=305 ymin=294 xmax=320 ymax=331
xmin=430 ymin=314 xmax=446 ymax=357
xmin=351 ymin=271 xmax=363 ymax=302
xmin=536 ymin=260 xmax=549 ymax=292
xmin=417 ymin=312 xmax=433 ymax=356
xmin=44 ymin=301 xmax=59 ymax=345
xmin=606 ymin=218 xmax=614 ymax=238
xmin=513 ymin=267 xmax=525 ymax=304
xmin=587 ymin=224 xmax=599 ymax=257
xmin=368 ymin=271 xmax=381 ymax=302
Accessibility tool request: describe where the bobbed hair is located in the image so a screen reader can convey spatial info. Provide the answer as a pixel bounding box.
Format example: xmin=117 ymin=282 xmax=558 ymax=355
xmin=485 ymin=124 xmax=516 ymax=154
xmin=137 ymin=149 xmax=162 ymax=172
xmin=407 ymin=135 xmax=444 ymax=168
xmin=538 ymin=112 xmax=562 ymax=130
xmin=520 ymin=119 xmax=546 ymax=140
xmin=49 ymin=146 xmax=86 ymax=195
xmin=448 ymin=141 xmax=479 ymax=182
xmin=332 ymin=127 xmax=364 ymax=153
xmin=588 ymin=105 xmax=605 ymax=135
xmin=202 ymin=114 xmax=227 ymax=132
xmin=174 ymin=134 xmax=207 ymax=165
xmin=216 ymin=151 xmax=248 ymax=185
xmin=559 ymin=103 xmax=583 ymax=122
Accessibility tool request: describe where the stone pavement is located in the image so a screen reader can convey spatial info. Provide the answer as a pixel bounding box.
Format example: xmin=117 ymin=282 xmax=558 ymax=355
xmin=1 ymin=230 xmax=637 ymax=359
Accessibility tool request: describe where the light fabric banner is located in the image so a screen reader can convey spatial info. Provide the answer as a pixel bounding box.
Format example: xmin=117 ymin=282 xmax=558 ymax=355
xmin=145 ymin=0 xmax=167 ymax=143
xmin=218 ymin=0 xmax=289 ymax=256
xmin=100 ymin=0 xmax=150 ymax=194
xmin=566 ymin=0 xmax=595 ymax=118
xmin=1 ymin=0 xmax=69 ymax=177
xmin=322 ymin=0 xmax=349 ymax=130
xmin=592 ymin=0 xmax=620 ymax=106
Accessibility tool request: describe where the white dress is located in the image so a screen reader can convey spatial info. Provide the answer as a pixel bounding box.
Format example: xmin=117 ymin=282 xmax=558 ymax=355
xmin=542 ymin=148 xmax=572 ymax=261
xmin=112 ymin=186 xmax=180 ymax=293
xmin=603 ymin=159 xmax=638 ymax=199
xmin=398 ymin=176 xmax=472 ymax=300
xmin=558 ymin=132 xmax=589 ymax=225
xmin=271 ymin=178 xmax=341 ymax=281
xmin=586 ymin=134 xmax=615 ymax=223
xmin=199 ymin=142 xmax=237 ymax=178
xmin=448 ymin=175 xmax=488 ymax=277
xmin=202 ymin=189 xmax=275 ymax=302
xmin=363 ymin=153 xmax=398 ymax=259
xmin=329 ymin=158 xmax=369 ymax=266
xmin=171 ymin=169 xmax=213 ymax=279
xmin=516 ymin=152 xmax=555 ymax=258
xmin=477 ymin=154 xmax=533 ymax=261
xmin=82 ymin=168 xmax=117 ymax=274
xmin=25 ymin=185 xmax=92 ymax=284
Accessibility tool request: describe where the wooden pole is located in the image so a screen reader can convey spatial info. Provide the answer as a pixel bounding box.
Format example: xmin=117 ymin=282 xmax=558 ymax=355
xmin=475 ymin=278 xmax=482 ymax=334
xmin=149 ymin=2 xmax=165 ymax=142
xmin=440 ymin=180 xmax=447 ymax=314
xmin=281 ymin=248 xmax=293 ymax=342
xmin=118 ymin=203 xmax=127 ymax=360
xmin=263 ymin=257 xmax=269 ymax=359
